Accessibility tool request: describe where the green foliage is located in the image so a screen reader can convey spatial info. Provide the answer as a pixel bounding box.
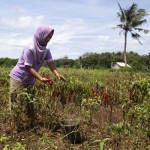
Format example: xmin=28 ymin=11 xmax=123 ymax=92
xmin=111 ymin=121 xmax=132 ymax=135
xmin=111 ymin=78 xmax=150 ymax=149
xmin=55 ymin=57 xmax=75 ymax=68
xmin=0 ymin=58 xmax=18 ymax=67
xmin=0 ymin=136 xmax=10 ymax=144
xmin=81 ymin=97 xmax=101 ymax=123
xmin=0 ymin=67 xmax=150 ymax=149
xmin=0 ymin=51 xmax=149 ymax=71
xmin=94 ymin=138 xmax=111 ymax=150
xmin=39 ymin=135 xmax=58 ymax=149
xmin=0 ymin=136 xmax=25 ymax=150
xmin=2 ymin=142 xmax=25 ymax=150
xmin=0 ymin=77 xmax=9 ymax=87
xmin=117 ymin=2 xmax=149 ymax=40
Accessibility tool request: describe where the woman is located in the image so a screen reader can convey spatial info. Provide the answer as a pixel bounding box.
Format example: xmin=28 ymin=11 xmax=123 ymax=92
xmin=9 ymin=25 xmax=66 ymax=133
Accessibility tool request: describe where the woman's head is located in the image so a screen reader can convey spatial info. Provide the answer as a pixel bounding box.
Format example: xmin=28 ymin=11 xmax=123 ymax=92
xmin=34 ymin=25 xmax=54 ymax=49
xmin=41 ymin=29 xmax=54 ymax=46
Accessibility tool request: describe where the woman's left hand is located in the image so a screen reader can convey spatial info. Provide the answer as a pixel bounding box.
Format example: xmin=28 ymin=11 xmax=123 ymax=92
xmin=59 ymin=74 xmax=66 ymax=82
xmin=57 ymin=74 xmax=66 ymax=82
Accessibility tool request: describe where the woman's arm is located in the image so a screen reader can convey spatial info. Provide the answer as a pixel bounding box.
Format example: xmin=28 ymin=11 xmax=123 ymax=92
xmin=25 ymin=65 xmax=50 ymax=83
xmin=47 ymin=61 xmax=66 ymax=82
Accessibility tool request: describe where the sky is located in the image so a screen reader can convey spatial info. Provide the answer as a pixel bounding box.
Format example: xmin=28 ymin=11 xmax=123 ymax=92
xmin=0 ymin=0 xmax=150 ymax=59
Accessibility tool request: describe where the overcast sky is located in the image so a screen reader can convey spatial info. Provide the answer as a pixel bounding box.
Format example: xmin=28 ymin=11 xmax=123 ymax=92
xmin=0 ymin=0 xmax=150 ymax=59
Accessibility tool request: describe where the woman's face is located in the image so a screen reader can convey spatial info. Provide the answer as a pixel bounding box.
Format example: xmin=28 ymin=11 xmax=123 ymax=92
xmin=41 ymin=30 xmax=54 ymax=46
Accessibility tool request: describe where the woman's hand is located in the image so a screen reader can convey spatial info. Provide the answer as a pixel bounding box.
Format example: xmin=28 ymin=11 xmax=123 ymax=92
xmin=47 ymin=61 xmax=66 ymax=82
xmin=58 ymin=74 xmax=66 ymax=82
xmin=54 ymin=71 xmax=66 ymax=82
xmin=25 ymin=66 xmax=53 ymax=85
xmin=41 ymin=76 xmax=53 ymax=84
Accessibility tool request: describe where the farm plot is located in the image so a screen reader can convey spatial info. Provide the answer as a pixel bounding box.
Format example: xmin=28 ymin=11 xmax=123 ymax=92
xmin=0 ymin=67 xmax=150 ymax=150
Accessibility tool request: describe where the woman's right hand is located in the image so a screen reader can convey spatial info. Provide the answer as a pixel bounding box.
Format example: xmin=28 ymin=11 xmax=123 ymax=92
xmin=41 ymin=76 xmax=53 ymax=84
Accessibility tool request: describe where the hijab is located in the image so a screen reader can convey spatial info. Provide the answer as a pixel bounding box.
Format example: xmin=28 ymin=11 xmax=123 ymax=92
xmin=33 ymin=25 xmax=54 ymax=63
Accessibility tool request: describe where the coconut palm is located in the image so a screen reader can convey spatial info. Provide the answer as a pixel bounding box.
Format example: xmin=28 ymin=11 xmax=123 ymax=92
xmin=115 ymin=2 xmax=149 ymax=66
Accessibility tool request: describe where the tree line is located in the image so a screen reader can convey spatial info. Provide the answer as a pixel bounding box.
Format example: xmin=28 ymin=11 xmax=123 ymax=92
xmin=0 ymin=51 xmax=149 ymax=71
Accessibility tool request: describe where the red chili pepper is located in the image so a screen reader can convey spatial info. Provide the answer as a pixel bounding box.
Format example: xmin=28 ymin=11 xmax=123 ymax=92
xmin=67 ymin=95 xmax=71 ymax=103
xmin=43 ymin=75 xmax=53 ymax=84
xmin=92 ymin=87 xmax=96 ymax=96
xmin=51 ymin=89 xmax=55 ymax=96
xmin=58 ymin=87 xmax=62 ymax=94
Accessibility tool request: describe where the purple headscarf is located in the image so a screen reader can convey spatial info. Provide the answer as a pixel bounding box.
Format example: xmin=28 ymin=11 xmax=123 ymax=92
xmin=33 ymin=25 xmax=54 ymax=63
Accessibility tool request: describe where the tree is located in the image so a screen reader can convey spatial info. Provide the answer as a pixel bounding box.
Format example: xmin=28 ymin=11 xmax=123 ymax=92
xmin=115 ymin=2 xmax=149 ymax=66
xmin=80 ymin=52 xmax=100 ymax=69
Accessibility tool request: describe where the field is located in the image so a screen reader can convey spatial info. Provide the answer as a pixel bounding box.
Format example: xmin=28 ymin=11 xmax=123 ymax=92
xmin=0 ymin=67 xmax=150 ymax=150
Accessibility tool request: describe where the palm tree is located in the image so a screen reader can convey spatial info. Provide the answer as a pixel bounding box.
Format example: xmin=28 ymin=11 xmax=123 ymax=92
xmin=115 ymin=2 xmax=149 ymax=66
